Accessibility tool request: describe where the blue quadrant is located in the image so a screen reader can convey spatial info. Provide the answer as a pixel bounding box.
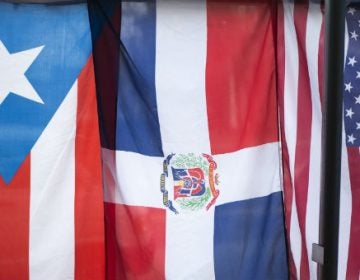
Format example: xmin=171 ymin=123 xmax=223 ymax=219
xmin=214 ymin=192 xmax=288 ymax=279
xmin=116 ymin=1 xmax=163 ymax=156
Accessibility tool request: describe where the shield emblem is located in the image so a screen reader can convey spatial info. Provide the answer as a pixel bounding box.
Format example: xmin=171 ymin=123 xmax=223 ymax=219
xmin=171 ymin=167 xmax=206 ymax=200
xmin=160 ymin=153 xmax=220 ymax=214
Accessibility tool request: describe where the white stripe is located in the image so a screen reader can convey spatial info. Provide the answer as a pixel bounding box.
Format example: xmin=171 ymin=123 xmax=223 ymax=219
xmin=29 ymin=82 xmax=77 ymax=280
xmin=305 ymin=3 xmax=323 ymax=278
xmin=155 ymin=0 xmax=210 ymax=156
xmin=345 ymin=21 xmax=349 ymax=68
xmin=215 ymin=142 xmax=281 ymax=205
xmin=165 ymin=208 xmax=215 ymax=280
xmin=338 ymin=129 xmax=352 ymax=280
xmin=103 ymin=150 xmax=163 ymax=208
xmin=283 ymin=1 xmax=302 ymax=278
xmin=102 ymin=148 xmax=120 ymax=204
xmin=155 ymin=1 xmax=215 ymax=277
xmin=106 ymin=142 xmax=281 ymax=205
xmin=338 ymin=26 xmax=352 ymax=280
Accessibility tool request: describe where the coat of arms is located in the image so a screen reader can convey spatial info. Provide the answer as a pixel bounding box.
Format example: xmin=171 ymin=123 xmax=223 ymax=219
xmin=160 ymin=153 xmax=220 ymax=214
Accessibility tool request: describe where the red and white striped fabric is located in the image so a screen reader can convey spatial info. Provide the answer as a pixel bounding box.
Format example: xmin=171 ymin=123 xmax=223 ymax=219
xmin=278 ymin=1 xmax=357 ymax=279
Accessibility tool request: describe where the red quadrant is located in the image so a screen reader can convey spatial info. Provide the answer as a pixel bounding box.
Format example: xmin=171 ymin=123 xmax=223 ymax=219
xmin=104 ymin=203 xmax=166 ymax=280
xmin=206 ymin=0 xmax=278 ymax=155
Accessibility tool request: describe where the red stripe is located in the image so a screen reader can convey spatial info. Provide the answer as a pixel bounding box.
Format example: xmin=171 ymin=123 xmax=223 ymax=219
xmin=104 ymin=202 xmax=125 ymax=280
xmin=101 ymin=152 xmax=123 ymax=279
xmin=205 ymin=0 xmax=278 ymax=155
xmin=293 ymin=3 xmax=311 ymax=279
xmin=75 ymin=56 xmax=105 ymax=280
xmin=106 ymin=204 xmax=166 ymax=280
xmin=318 ymin=11 xmax=324 ymax=105
xmin=277 ymin=2 xmax=298 ymax=278
xmin=346 ymin=148 xmax=360 ymax=280
xmin=0 ymin=156 xmax=30 ymax=280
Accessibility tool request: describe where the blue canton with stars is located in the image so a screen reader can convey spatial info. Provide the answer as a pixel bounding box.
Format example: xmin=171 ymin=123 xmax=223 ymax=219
xmin=0 ymin=2 xmax=92 ymax=184
xmin=344 ymin=7 xmax=360 ymax=147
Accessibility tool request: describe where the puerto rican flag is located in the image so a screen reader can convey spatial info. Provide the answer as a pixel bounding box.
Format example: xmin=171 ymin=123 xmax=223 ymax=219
xmin=0 ymin=2 xmax=105 ymax=280
xmin=91 ymin=1 xmax=288 ymax=279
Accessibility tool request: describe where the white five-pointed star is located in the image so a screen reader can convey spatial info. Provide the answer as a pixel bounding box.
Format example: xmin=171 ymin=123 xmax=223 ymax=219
xmin=0 ymin=41 xmax=44 ymax=105
xmin=356 ymin=71 xmax=360 ymax=79
xmin=355 ymin=95 xmax=360 ymax=104
xmin=356 ymin=122 xmax=360 ymax=129
xmin=348 ymin=134 xmax=356 ymax=144
xmin=348 ymin=56 xmax=357 ymax=66
xmin=345 ymin=82 xmax=353 ymax=92
xmin=346 ymin=108 xmax=355 ymax=118
xmin=348 ymin=7 xmax=356 ymax=15
xmin=351 ymin=30 xmax=359 ymax=40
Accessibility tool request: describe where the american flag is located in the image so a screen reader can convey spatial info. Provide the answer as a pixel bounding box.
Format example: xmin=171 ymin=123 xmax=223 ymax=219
xmin=343 ymin=6 xmax=360 ymax=279
xmin=279 ymin=1 xmax=359 ymax=279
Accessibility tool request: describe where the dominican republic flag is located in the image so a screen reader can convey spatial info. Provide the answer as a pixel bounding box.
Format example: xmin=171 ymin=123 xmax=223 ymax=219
xmin=0 ymin=2 xmax=105 ymax=280
xmin=90 ymin=1 xmax=288 ymax=279
xmin=279 ymin=1 xmax=359 ymax=279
